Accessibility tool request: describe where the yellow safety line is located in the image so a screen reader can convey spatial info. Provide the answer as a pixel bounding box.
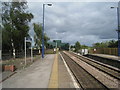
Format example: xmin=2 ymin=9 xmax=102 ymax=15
xmin=48 ymin=53 xmax=58 ymax=88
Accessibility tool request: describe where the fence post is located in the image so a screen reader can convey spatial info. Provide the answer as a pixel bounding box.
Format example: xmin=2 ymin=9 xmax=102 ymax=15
xmin=25 ymin=37 xmax=26 ymax=66
xmin=0 ymin=50 xmax=1 ymax=60
xmin=31 ymin=46 xmax=33 ymax=62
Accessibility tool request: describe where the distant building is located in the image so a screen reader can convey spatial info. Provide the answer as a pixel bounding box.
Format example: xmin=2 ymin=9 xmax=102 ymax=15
xmin=47 ymin=40 xmax=69 ymax=50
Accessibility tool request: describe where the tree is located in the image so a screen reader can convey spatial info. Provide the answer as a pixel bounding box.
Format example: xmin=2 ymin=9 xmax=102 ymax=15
xmin=93 ymin=42 xmax=107 ymax=48
xmin=108 ymin=40 xmax=118 ymax=48
xmin=92 ymin=40 xmax=118 ymax=48
xmin=71 ymin=45 xmax=75 ymax=48
xmin=81 ymin=45 xmax=88 ymax=49
xmin=75 ymin=41 xmax=81 ymax=52
xmin=33 ymin=23 xmax=42 ymax=48
xmin=33 ymin=23 xmax=50 ymax=49
xmin=61 ymin=43 xmax=70 ymax=50
xmin=2 ymin=1 xmax=33 ymax=58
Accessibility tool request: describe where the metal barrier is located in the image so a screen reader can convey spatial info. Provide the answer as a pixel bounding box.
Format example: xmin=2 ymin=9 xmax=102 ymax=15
xmin=2 ymin=49 xmax=40 ymax=60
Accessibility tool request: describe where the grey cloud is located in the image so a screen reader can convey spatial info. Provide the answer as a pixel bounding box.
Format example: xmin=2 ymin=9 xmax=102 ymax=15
xmin=28 ymin=2 xmax=118 ymax=46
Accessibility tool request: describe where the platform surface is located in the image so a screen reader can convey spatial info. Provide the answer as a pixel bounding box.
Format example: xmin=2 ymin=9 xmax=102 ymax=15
xmin=2 ymin=53 xmax=76 ymax=88
xmin=2 ymin=54 xmax=55 ymax=88
xmin=91 ymin=54 xmax=119 ymax=61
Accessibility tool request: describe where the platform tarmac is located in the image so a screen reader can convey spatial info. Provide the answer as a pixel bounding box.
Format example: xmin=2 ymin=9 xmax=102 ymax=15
xmin=2 ymin=53 xmax=76 ymax=88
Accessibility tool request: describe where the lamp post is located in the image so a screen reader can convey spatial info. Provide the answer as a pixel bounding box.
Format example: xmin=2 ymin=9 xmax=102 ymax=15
xmin=42 ymin=3 xmax=52 ymax=58
xmin=111 ymin=6 xmax=120 ymax=56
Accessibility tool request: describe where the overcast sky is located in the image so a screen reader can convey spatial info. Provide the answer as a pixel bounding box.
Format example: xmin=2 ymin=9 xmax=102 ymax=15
xmin=27 ymin=2 xmax=118 ymax=46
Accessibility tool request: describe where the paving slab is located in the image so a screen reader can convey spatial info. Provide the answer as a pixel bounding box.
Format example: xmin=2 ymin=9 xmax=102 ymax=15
xmin=2 ymin=54 xmax=55 ymax=88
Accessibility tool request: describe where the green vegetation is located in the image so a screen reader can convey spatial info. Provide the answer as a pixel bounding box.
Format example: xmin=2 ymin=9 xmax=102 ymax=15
xmin=74 ymin=41 xmax=81 ymax=52
xmin=72 ymin=40 xmax=117 ymax=53
xmin=45 ymin=49 xmax=54 ymax=54
xmin=47 ymin=40 xmax=69 ymax=50
xmin=2 ymin=1 xmax=33 ymax=51
xmin=33 ymin=23 xmax=50 ymax=49
xmin=2 ymin=55 xmax=41 ymax=70
xmin=92 ymin=40 xmax=118 ymax=48
xmin=71 ymin=41 xmax=89 ymax=52
xmin=61 ymin=43 xmax=69 ymax=50
xmin=81 ymin=45 xmax=89 ymax=49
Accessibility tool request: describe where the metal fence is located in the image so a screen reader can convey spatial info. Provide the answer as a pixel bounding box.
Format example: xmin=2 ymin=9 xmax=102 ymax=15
xmin=2 ymin=49 xmax=40 ymax=60
xmin=89 ymin=48 xmax=118 ymax=56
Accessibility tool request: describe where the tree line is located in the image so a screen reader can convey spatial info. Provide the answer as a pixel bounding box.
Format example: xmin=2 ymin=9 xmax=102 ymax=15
xmin=72 ymin=40 xmax=118 ymax=52
xmin=2 ymin=1 xmax=33 ymax=51
xmin=71 ymin=41 xmax=88 ymax=52
xmin=92 ymin=40 xmax=118 ymax=48
xmin=2 ymin=1 xmax=49 ymax=56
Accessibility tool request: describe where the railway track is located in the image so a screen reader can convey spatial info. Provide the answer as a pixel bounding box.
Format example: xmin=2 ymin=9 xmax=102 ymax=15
xmin=60 ymin=51 xmax=120 ymax=89
xmin=69 ymin=52 xmax=120 ymax=80
xmin=84 ymin=54 xmax=120 ymax=69
xmin=61 ymin=52 xmax=108 ymax=89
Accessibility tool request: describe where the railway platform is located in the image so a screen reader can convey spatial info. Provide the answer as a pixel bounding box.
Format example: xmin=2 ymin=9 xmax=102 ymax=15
xmin=2 ymin=51 xmax=120 ymax=89
xmin=85 ymin=53 xmax=120 ymax=69
xmin=2 ymin=53 xmax=77 ymax=88
xmin=90 ymin=54 xmax=119 ymax=61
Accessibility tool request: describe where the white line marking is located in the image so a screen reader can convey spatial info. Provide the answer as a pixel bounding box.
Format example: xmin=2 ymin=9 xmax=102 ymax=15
xmin=59 ymin=52 xmax=80 ymax=88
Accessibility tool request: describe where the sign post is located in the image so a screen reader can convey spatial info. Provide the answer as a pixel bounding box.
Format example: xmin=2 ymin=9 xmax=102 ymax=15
xmin=31 ymin=46 xmax=33 ymax=62
xmin=25 ymin=37 xmax=26 ymax=66
xmin=25 ymin=37 xmax=33 ymax=66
